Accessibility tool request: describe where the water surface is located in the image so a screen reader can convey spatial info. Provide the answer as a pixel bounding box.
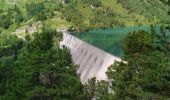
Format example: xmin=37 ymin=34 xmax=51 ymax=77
xmin=72 ymin=26 xmax=162 ymax=57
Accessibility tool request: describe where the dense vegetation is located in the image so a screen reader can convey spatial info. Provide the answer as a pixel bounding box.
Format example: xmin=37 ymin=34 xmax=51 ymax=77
xmin=0 ymin=28 xmax=87 ymax=99
xmin=61 ymin=0 xmax=170 ymax=32
xmin=0 ymin=0 xmax=169 ymax=32
xmin=26 ymin=1 xmax=55 ymax=21
xmin=118 ymin=0 xmax=170 ymax=24
xmin=107 ymin=26 xmax=170 ymax=99
xmin=0 ymin=4 xmax=24 ymax=29
xmin=0 ymin=33 xmax=23 ymax=57
xmin=0 ymin=0 xmax=170 ymax=100
xmin=0 ymin=1 xmax=84 ymax=99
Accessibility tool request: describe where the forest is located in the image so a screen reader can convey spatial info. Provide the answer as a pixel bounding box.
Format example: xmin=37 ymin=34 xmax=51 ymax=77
xmin=0 ymin=0 xmax=170 ymax=99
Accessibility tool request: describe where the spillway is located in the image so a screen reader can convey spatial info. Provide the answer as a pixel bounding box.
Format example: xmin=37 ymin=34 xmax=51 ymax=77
xmin=60 ymin=30 xmax=121 ymax=83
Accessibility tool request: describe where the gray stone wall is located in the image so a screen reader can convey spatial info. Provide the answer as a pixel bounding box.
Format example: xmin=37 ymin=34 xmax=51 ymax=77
xmin=60 ymin=31 xmax=121 ymax=83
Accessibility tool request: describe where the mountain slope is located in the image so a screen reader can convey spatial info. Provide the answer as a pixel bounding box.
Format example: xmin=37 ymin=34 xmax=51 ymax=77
xmin=118 ymin=0 xmax=170 ymax=24
xmin=61 ymin=0 xmax=169 ymax=31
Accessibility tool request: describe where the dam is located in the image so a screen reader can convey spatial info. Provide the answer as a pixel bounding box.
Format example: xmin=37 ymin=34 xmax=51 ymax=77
xmin=60 ymin=30 xmax=121 ymax=83
xmin=59 ymin=26 xmax=160 ymax=83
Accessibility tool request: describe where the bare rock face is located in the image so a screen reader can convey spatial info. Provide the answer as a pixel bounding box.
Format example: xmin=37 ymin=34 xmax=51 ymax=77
xmin=60 ymin=31 xmax=121 ymax=83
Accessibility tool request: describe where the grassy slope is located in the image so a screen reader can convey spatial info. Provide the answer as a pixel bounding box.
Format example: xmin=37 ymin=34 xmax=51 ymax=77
xmin=71 ymin=0 xmax=159 ymax=27
xmin=118 ymin=0 xmax=170 ymax=24
xmin=101 ymin=0 xmax=151 ymax=26
xmin=44 ymin=11 xmax=71 ymax=29
xmin=1 ymin=0 xmax=169 ymax=35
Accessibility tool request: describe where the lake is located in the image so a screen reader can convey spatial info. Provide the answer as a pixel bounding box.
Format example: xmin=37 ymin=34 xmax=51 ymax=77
xmin=71 ymin=26 xmax=165 ymax=57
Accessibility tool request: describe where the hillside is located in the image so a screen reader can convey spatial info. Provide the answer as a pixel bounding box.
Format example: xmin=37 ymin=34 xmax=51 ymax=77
xmin=0 ymin=0 xmax=169 ymax=34
xmin=118 ymin=0 xmax=170 ymax=24
xmin=59 ymin=0 xmax=170 ymax=31
xmin=0 ymin=0 xmax=170 ymax=99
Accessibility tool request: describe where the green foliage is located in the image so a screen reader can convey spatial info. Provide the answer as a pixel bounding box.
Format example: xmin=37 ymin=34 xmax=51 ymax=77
xmin=0 ymin=29 xmax=85 ymax=99
xmin=27 ymin=29 xmax=54 ymax=52
xmin=118 ymin=0 xmax=170 ymax=24
xmin=123 ymin=30 xmax=155 ymax=55
xmin=26 ymin=2 xmax=46 ymax=21
xmin=61 ymin=0 xmax=170 ymax=31
xmin=0 ymin=14 xmax=12 ymax=29
xmin=82 ymin=0 xmax=102 ymax=7
xmin=14 ymin=4 xmax=24 ymax=23
xmin=61 ymin=5 xmax=85 ymax=31
xmin=107 ymin=28 xmax=170 ymax=99
xmin=0 ymin=34 xmax=23 ymax=57
xmin=0 ymin=4 xmax=24 ymax=30
xmin=61 ymin=0 xmax=122 ymax=31
xmin=26 ymin=1 xmax=55 ymax=21
xmin=84 ymin=78 xmax=114 ymax=100
xmin=0 ymin=0 xmax=170 ymax=99
xmin=160 ymin=0 xmax=170 ymax=6
xmin=90 ymin=8 xmax=117 ymax=29
xmin=0 ymin=56 xmax=14 ymax=96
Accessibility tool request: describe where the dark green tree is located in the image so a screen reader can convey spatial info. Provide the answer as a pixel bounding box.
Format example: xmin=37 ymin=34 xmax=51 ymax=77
xmin=0 ymin=28 xmax=85 ymax=100
xmin=84 ymin=77 xmax=114 ymax=100
xmin=107 ymin=28 xmax=170 ymax=99
xmin=0 ymin=15 xmax=12 ymax=29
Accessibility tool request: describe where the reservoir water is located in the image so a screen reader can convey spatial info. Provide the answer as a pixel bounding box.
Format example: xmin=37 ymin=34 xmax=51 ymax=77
xmin=72 ymin=26 xmax=166 ymax=57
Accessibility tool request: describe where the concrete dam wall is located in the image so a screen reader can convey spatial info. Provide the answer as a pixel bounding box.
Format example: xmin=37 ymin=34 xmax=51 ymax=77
xmin=60 ymin=30 xmax=121 ymax=83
